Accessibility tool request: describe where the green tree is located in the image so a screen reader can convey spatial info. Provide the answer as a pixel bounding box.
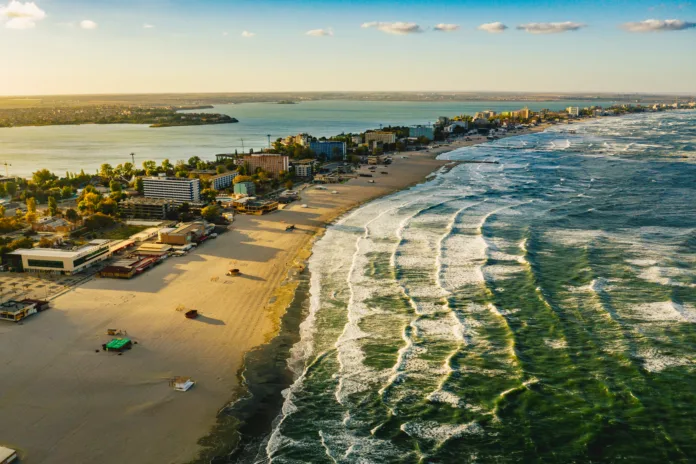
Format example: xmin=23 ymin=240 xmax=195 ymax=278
xmin=47 ymin=196 xmax=58 ymax=216
xmin=32 ymin=169 xmax=56 ymax=187
xmin=98 ymin=197 xmax=118 ymax=216
xmin=26 ymin=197 xmax=37 ymax=214
xmin=61 ymin=185 xmax=73 ymax=199
xmin=99 ymin=163 xmax=114 ymax=179
xmin=122 ymin=162 xmax=135 ymax=177
xmin=200 ymin=188 xmax=217 ymax=204
xmin=110 ymin=180 xmax=123 ymax=200
xmin=6 ymin=182 xmax=17 ymax=197
xmin=285 ymin=180 xmax=294 ymax=190
xmin=161 ymin=158 xmax=173 ymax=172
xmin=188 ymin=156 xmax=202 ymax=167
xmin=83 ymin=213 xmax=116 ymax=231
xmin=0 ymin=183 xmax=6 ymax=197
xmin=142 ymin=160 xmax=157 ymax=175
xmin=135 ymin=177 xmax=144 ymax=194
xmin=201 ymin=204 xmax=221 ymax=222
xmin=216 ymin=165 xmax=226 ymax=174
xmin=65 ymin=208 xmax=80 ymax=223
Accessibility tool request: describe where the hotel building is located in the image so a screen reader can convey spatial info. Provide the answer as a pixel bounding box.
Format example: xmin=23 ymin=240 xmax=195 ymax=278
xmin=309 ymin=141 xmax=347 ymax=160
xmin=142 ymin=175 xmax=201 ymax=204
xmin=8 ymin=240 xmax=112 ymax=274
xmin=242 ymin=154 xmax=290 ymax=178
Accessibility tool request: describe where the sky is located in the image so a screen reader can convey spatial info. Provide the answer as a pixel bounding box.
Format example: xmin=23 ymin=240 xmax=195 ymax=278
xmin=1 ymin=0 xmax=695 ymax=95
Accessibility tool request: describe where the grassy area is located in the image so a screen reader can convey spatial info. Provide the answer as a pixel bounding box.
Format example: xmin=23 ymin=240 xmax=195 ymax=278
xmin=94 ymin=224 xmax=149 ymax=240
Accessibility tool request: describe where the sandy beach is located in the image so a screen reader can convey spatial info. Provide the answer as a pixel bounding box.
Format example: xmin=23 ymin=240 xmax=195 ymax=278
xmin=0 ymin=147 xmax=457 ymax=463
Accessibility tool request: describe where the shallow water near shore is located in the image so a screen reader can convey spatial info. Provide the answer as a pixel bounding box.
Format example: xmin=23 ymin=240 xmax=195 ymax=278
xmin=248 ymin=111 xmax=696 ymax=463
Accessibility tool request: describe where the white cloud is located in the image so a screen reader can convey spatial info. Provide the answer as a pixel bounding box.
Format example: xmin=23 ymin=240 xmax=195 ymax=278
xmin=0 ymin=0 xmax=46 ymax=29
xmin=143 ymin=23 xmax=154 ymax=29
xmin=222 ymin=31 xmax=228 ymax=36
xmin=306 ymin=28 xmax=333 ymax=37
xmin=241 ymin=30 xmax=255 ymax=37
xmin=516 ymin=21 xmax=586 ymax=34
xmin=478 ymin=21 xmax=508 ymax=33
xmin=621 ymin=19 xmax=696 ymax=32
xmin=361 ymin=21 xmax=423 ymax=35
xmin=433 ymin=23 xmax=460 ymax=32
xmin=80 ymin=19 xmax=97 ymax=30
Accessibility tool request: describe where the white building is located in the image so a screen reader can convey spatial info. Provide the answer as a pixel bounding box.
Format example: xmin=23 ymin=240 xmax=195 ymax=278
xmin=210 ymin=171 xmax=238 ymax=191
xmin=295 ymin=164 xmax=313 ymax=177
xmin=443 ymin=121 xmax=469 ymax=133
xmin=8 ymin=239 xmax=112 ymax=274
xmin=143 ymin=175 xmax=201 ymax=204
xmin=566 ymin=107 xmax=580 ymax=117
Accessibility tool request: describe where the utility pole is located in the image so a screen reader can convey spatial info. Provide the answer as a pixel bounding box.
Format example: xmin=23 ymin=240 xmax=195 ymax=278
xmin=267 ymin=134 xmax=271 ymax=149
xmin=240 ymin=138 xmax=245 ymax=152
xmin=130 ymin=152 xmax=135 ymax=166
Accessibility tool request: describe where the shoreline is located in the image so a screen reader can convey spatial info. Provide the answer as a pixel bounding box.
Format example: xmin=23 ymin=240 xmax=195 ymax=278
xmin=189 ymin=124 xmax=551 ymax=461
xmin=0 ymin=125 xmax=546 ymax=464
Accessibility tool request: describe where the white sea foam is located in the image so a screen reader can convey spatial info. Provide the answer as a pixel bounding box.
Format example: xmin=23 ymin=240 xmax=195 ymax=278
xmin=630 ymin=301 xmax=696 ymax=323
xmin=400 ymin=420 xmax=483 ymax=442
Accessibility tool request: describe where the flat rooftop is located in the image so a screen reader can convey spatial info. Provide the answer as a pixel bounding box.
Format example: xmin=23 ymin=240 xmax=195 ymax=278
xmin=9 ymin=240 xmax=111 ymax=259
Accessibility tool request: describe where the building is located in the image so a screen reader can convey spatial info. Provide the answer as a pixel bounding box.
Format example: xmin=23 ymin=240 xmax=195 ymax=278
xmin=364 ymin=131 xmax=397 ymax=149
xmin=309 ymin=141 xmax=347 ymax=160
xmin=351 ymin=135 xmax=362 ymax=145
xmin=241 ymin=154 xmax=290 ymax=177
xmin=474 ymin=110 xmax=497 ymax=119
xmin=210 ymin=171 xmax=238 ymax=191
xmin=158 ymin=222 xmax=212 ymax=245
xmin=120 ymin=197 xmax=176 ymax=219
xmin=295 ymin=164 xmax=313 ymax=178
xmin=233 ymin=181 xmax=256 ymax=196
xmin=142 ymin=175 xmax=201 ymax=204
xmin=32 ymin=216 xmax=76 ymax=233
xmin=409 ymin=125 xmax=435 ymax=140
xmin=566 ymin=107 xmax=580 ymax=117
xmin=99 ymin=256 xmax=158 ymax=279
xmin=0 ymin=299 xmax=47 ymax=323
xmin=232 ymin=198 xmax=278 ymax=215
xmin=443 ymin=121 xmax=469 ymax=133
xmin=282 ymin=133 xmax=310 ymax=147
xmin=8 ymin=239 xmax=112 ymax=274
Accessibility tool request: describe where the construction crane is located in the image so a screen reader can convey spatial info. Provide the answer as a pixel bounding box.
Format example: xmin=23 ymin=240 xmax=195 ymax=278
xmin=2 ymin=162 xmax=10 ymax=177
xmin=240 ymin=138 xmax=245 ymax=152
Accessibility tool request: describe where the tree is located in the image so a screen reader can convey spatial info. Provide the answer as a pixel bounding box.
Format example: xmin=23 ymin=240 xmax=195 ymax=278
xmin=78 ymin=192 xmax=101 ymax=215
xmin=216 ymin=165 xmax=226 ymax=174
xmin=200 ymin=188 xmax=217 ymax=204
xmin=5 ymin=182 xmax=16 ymax=197
xmin=201 ymin=204 xmax=221 ymax=222
xmin=395 ymin=141 xmax=405 ymax=152
xmin=109 ymin=180 xmax=123 ymax=201
xmin=99 ymin=163 xmax=114 ymax=179
xmin=97 ymin=197 xmax=118 ymax=215
xmin=25 ymin=212 xmax=37 ymax=224
xmin=374 ymin=146 xmax=384 ymax=156
xmin=122 ymin=162 xmax=135 ymax=177
xmin=26 ymin=197 xmax=37 ymax=214
xmin=233 ymin=175 xmax=252 ymax=184
xmin=48 ymin=196 xmax=58 ymax=216
xmin=0 ymin=183 xmax=6 ymax=197
xmin=32 ymin=169 xmax=56 ymax=187
xmin=135 ymin=177 xmax=144 ymax=194
xmin=0 ymin=205 xmax=4 ymax=218
xmin=38 ymin=237 xmax=54 ymax=248
xmin=285 ymin=180 xmax=294 ymax=190
xmin=61 ymin=185 xmax=73 ymax=199
xmin=142 ymin=160 xmax=157 ymax=175
xmin=83 ymin=213 xmax=116 ymax=231
xmin=188 ymin=156 xmax=202 ymax=168
xmin=161 ymin=158 xmax=173 ymax=172
xmin=65 ymin=208 xmax=80 ymax=223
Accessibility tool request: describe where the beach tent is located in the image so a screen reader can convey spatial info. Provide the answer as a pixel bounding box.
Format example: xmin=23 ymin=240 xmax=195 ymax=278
xmin=105 ymin=338 xmax=132 ymax=352
xmin=0 ymin=446 xmax=17 ymax=464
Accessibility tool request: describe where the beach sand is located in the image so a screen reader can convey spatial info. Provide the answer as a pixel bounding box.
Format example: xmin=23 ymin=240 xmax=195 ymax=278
xmin=0 ymin=126 xmax=548 ymax=463
xmin=0 ymin=149 xmax=454 ymax=463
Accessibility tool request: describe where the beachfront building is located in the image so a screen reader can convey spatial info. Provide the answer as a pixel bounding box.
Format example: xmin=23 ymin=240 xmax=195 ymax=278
xmin=120 ymin=197 xmax=175 ymax=219
xmin=364 ymin=131 xmax=396 ymax=150
xmin=143 ymin=175 xmax=201 ymax=204
xmin=309 ymin=141 xmax=347 ymax=161
xmin=242 ymin=154 xmax=289 ymax=178
xmin=475 ymin=110 xmax=497 ymax=119
xmin=210 ymin=171 xmax=238 ymax=191
xmin=282 ymin=133 xmax=310 ymax=147
xmin=234 ymin=181 xmax=256 ymax=196
xmin=158 ymin=222 xmax=212 ymax=245
xmin=7 ymin=239 xmax=112 ymax=274
xmin=409 ymin=125 xmax=435 ymax=140
xmin=566 ymin=107 xmax=580 ymax=117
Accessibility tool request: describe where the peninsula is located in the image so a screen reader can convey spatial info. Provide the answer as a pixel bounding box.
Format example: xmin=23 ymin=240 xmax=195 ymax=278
xmin=0 ymin=105 xmax=238 ymax=128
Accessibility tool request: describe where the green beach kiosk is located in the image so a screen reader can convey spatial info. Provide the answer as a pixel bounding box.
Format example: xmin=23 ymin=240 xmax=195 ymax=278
xmin=104 ymin=338 xmax=132 ymax=352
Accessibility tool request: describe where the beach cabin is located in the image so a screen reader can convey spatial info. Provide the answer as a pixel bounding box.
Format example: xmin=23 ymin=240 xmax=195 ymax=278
xmin=104 ymin=338 xmax=132 ymax=352
xmin=170 ymin=376 xmax=195 ymax=392
xmin=0 ymin=446 xmax=17 ymax=464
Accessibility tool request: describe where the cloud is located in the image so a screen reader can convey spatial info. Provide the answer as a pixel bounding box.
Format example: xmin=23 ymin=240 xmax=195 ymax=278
xmin=80 ymin=19 xmax=97 ymax=29
xmin=222 ymin=31 xmax=228 ymax=36
xmin=361 ymin=21 xmax=423 ymax=35
xmin=306 ymin=28 xmax=333 ymax=37
xmin=516 ymin=21 xmax=586 ymax=34
xmin=478 ymin=21 xmax=508 ymax=33
xmin=241 ymin=30 xmax=255 ymax=37
xmin=433 ymin=23 xmax=460 ymax=32
xmin=143 ymin=23 xmax=154 ymax=29
xmin=621 ymin=18 xmax=696 ymax=32
xmin=0 ymin=0 xmax=46 ymax=29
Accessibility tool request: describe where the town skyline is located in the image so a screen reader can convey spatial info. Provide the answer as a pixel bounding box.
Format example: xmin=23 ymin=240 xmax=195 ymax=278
xmin=2 ymin=0 xmax=696 ymax=95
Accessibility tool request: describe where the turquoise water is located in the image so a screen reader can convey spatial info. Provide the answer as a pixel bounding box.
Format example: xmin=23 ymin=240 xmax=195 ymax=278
xmin=259 ymin=111 xmax=696 ymax=463
xmin=0 ymin=100 xmax=600 ymax=178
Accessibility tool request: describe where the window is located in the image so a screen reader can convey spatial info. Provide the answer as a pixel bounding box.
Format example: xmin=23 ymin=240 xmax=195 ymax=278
xmin=27 ymin=259 xmax=65 ymax=269
xmin=73 ymin=247 xmax=109 ymax=267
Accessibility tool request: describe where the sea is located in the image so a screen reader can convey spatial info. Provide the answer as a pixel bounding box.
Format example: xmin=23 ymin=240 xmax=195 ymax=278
xmin=234 ymin=110 xmax=696 ymax=463
xmin=0 ymin=100 xmax=601 ymax=178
